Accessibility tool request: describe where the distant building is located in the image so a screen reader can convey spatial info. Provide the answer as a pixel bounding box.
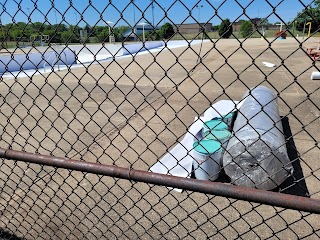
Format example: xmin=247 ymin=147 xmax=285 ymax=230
xmin=123 ymin=24 xmax=160 ymax=41
xmin=173 ymin=23 xmax=213 ymax=34
xmin=267 ymin=25 xmax=282 ymax=31
xmin=251 ymin=18 xmax=263 ymax=26
xmin=232 ymin=18 xmax=263 ymax=32
xmin=232 ymin=21 xmax=243 ymax=32
xmin=123 ymin=23 xmax=213 ymax=40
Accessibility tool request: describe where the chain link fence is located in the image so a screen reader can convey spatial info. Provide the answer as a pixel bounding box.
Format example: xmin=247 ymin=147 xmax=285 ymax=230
xmin=0 ymin=0 xmax=320 ymax=239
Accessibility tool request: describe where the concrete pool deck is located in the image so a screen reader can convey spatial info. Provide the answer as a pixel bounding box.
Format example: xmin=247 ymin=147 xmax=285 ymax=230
xmin=0 ymin=37 xmax=319 ymax=239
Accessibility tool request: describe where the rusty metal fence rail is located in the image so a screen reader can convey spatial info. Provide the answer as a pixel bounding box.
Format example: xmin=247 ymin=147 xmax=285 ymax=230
xmin=0 ymin=0 xmax=320 ymax=239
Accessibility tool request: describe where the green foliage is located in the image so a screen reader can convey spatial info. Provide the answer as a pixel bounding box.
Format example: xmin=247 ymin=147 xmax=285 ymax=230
xmin=60 ymin=31 xmax=72 ymax=42
xmin=240 ymin=21 xmax=254 ymax=38
xmin=43 ymin=29 xmax=59 ymax=42
xmin=96 ymin=27 xmax=110 ymax=42
xmin=259 ymin=18 xmax=270 ymax=26
xmin=89 ymin=37 xmax=100 ymax=43
xmin=144 ymin=23 xmax=174 ymax=41
xmin=295 ymin=7 xmax=320 ymax=33
xmin=159 ymin=23 xmax=174 ymax=39
xmin=32 ymin=22 xmax=45 ymax=32
xmin=9 ymin=29 xmax=23 ymax=41
xmin=54 ymin=24 xmax=68 ymax=33
xmin=219 ymin=19 xmax=233 ymax=38
xmin=211 ymin=25 xmax=219 ymax=31
xmin=113 ymin=26 xmax=130 ymax=42
xmin=145 ymin=30 xmax=161 ymax=41
xmin=0 ymin=21 xmax=131 ymax=44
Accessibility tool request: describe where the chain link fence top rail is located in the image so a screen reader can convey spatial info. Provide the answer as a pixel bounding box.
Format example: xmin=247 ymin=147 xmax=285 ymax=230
xmin=0 ymin=0 xmax=319 ymax=239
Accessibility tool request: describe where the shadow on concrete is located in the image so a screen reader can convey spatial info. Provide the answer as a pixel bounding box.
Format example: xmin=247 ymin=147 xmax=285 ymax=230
xmin=0 ymin=229 xmax=25 ymax=240
xmin=276 ymin=116 xmax=310 ymax=197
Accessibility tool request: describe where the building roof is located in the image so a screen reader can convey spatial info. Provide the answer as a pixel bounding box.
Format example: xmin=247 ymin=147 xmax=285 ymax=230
xmin=123 ymin=24 xmax=160 ymax=37
xmin=174 ymin=23 xmax=212 ymax=26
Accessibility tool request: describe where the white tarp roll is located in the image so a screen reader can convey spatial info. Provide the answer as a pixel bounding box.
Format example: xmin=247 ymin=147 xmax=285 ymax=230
xmin=122 ymin=41 xmax=164 ymax=55
xmin=311 ymin=72 xmax=320 ymax=80
xmin=223 ymin=86 xmax=293 ymax=190
xmin=149 ymin=100 xmax=241 ymax=192
xmin=0 ymin=49 xmax=76 ymax=73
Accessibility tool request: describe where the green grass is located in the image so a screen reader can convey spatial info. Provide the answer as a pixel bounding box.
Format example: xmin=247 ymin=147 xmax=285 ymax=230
xmin=1 ymin=41 xmax=18 ymax=49
xmin=1 ymin=41 xmax=45 ymax=49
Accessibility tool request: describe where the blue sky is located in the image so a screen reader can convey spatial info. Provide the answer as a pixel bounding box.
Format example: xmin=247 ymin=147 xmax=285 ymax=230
xmin=0 ymin=0 xmax=313 ymax=27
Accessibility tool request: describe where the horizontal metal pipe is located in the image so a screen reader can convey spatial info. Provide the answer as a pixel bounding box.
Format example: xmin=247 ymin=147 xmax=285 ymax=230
xmin=0 ymin=147 xmax=319 ymax=214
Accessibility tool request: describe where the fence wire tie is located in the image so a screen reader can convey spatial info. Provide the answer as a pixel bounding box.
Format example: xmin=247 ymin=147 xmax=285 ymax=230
xmin=128 ymin=165 xmax=135 ymax=184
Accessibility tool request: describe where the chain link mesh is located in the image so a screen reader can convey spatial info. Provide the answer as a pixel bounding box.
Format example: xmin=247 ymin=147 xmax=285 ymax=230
xmin=0 ymin=0 xmax=319 ymax=239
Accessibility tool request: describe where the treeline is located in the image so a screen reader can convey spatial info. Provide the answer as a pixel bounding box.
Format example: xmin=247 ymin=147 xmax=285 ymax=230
xmin=215 ymin=0 xmax=320 ymax=39
xmin=0 ymin=22 xmax=130 ymax=43
xmin=295 ymin=3 xmax=320 ymax=33
xmin=144 ymin=23 xmax=175 ymax=40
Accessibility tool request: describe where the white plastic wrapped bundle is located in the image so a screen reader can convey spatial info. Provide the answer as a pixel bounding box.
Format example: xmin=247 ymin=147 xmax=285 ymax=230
xmin=223 ymin=86 xmax=293 ymax=190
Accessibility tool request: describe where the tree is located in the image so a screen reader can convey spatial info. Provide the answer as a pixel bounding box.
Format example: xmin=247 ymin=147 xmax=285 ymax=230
xmin=211 ymin=25 xmax=219 ymax=31
xmin=219 ymin=19 xmax=233 ymax=38
xmin=61 ymin=31 xmax=71 ymax=42
xmin=9 ymin=29 xmax=22 ymax=41
xmin=24 ymin=25 xmax=35 ymax=36
xmin=145 ymin=30 xmax=161 ymax=41
xmin=159 ymin=23 xmax=174 ymax=39
xmin=240 ymin=21 xmax=254 ymax=38
xmin=113 ymin=26 xmax=130 ymax=42
xmin=43 ymin=29 xmax=61 ymax=43
xmin=61 ymin=31 xmax=78 ymax=43
xmin=96 ymin=27 xmax=110 ymax=42
xmin=295 ymin=7 xmax=320 ymax=32
xmin=53 ymin=24 xmax=68 ymax=33
xmin=33 ymin=22 xmax=45 ymax=32
xmin=259 ymin=18 xmax=270 ymax=26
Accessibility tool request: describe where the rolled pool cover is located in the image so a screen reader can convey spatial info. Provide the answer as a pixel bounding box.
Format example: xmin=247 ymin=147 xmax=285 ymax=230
xmin=223 ymin=86 xmax=293 ymax=190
